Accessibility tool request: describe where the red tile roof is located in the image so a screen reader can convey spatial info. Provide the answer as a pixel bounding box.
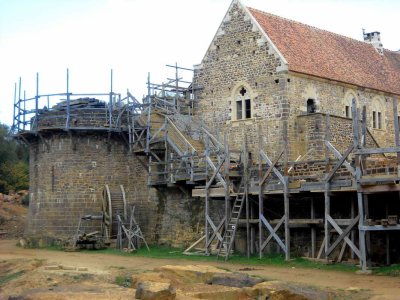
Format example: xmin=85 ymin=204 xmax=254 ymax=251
xmin=248 ymin=7 xmax=400 ymax=96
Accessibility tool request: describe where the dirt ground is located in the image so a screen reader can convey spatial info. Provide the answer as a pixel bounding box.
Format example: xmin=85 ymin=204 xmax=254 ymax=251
xmin=0 ymin=192 xmax=28 ymax=239
xmin=0 ymin=240 xmax=400 ymax=299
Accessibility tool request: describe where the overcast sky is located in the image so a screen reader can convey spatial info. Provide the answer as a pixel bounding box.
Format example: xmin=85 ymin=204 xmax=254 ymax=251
xmin=0 ymin=0 xmax=399 ymax=126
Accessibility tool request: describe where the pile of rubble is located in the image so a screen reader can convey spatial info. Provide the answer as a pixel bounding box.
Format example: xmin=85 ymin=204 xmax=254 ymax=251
xmin=0 ymin=190 xmax=28 ymax=238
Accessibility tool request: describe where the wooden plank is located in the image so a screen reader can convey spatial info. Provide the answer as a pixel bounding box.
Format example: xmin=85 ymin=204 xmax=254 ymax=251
xmin=183 ymin=235 xmax=205 ymax=254
xmin=354 ymin=147 xmax=400 ymax=155
xmin=359 ymin=224 xmax=400 ymax=231
xmin=359 ymin=177 xmax=400 ymax=185
xmin=361 ymin=184 xmax=400 ymax=194
xmin=192 ymin=187 xmax=226 ymax=197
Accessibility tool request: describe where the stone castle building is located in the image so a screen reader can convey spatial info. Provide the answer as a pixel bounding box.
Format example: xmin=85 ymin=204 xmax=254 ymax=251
xmin=15 ymin=0 xmax=400 ymax=269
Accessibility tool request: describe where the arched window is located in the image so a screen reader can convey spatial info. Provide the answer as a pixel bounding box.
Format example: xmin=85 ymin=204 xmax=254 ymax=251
xmin=343 ymin=91 xmax=358 ymax=119
xmin=371 ymin=97 xmax=384 ymax=129
xmin=234 ymin=86 xmax=252 ymax=120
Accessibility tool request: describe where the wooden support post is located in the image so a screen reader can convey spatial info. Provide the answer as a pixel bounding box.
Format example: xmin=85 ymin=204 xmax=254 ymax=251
xmin=224 ymin=134 xmax=230 ymax=237
xmin=351 ymin=196 xmax=355 ymax=259
xmin=244 ymin=132 xmax=250 ymax=258
xmin=324 ymin=114 xmax=331 ymax=261
xmin=393 ymin=97 xmax=400 ymax=164
xmin=311 ymin=198 xmax=316 ymax=258
xmin=352 ymin=98 xmax=367 ymax=271
xmin=205 ymin=134 xmax=210 ymax=255
xmin=258 ymin=125 xmax=264 ymax=259
xmin=324 ymin=183 xmax=330 ymax=260
xmin=385 ymin=203 xmax=390 ymax=265
xmin=361 ymin=106 xmax=367 ymax=147
xmin=18 ymin=79 xmax=22 ymax=131
xmin=283 ymin=120 xmax=290 ymax=261
xmin=284 ymin=177 xmax=290 ymax=261
xmin=364 ymin=194 xmax=371 ymax=267
xmin=250 ymin=202 xmax=255 ymax=255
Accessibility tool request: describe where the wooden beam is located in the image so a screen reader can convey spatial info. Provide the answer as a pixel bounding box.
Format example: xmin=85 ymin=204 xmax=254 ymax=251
xmin=393 ymin=97 xmax=400 ymax=163
xmin=325 ymin=144 xmax=354 ymax=182
xmin=260 ymin=214 xmax=287 ymax=254
xmin=205 ymin=216 xmax=224 ymax=247
xmin=325 ymin=141 xmax=355 ymax=176
xmin=206 ymin=156 xmax=226 ymax=189
xmin=260 ymin=151 xmax=285 ymax=185
xmin=326 ymin=215 xmax=360 ymax=256
xmin=327 ymin=215 xmax=361 ymax=259
xmin=361 ymin=184 xmax=400 ymax=194
xmin=192 ymin=187 xmax=226 ymax=197
xmin=261 ymin=216 xmax=285 ymax=250
xmin=359 ymin=224 xmax=400 ymax=231
xmin=354 ymin=147 xmax=400 ymax=155
xmin=260 ymin=150 xmax=284 ymax=186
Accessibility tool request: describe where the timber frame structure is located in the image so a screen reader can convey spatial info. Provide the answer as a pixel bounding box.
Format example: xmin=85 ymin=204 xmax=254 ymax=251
xmin=12 ymin=67 xmax=400 ymax=271
xmin=131 ymin=66 xmax=400 ymax=271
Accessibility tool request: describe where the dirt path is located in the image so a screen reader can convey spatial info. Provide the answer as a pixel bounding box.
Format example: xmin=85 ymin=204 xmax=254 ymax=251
xmin=0 ymin=239 xmax=399 ymax=299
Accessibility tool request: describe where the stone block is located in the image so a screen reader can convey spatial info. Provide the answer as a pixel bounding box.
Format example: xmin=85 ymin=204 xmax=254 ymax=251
xmin=135 ymin=281 xmax=176 ymax=300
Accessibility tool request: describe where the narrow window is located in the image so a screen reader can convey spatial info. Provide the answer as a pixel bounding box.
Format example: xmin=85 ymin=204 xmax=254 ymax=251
xmin=378 ymin=112 xmax=382 ymax=129
xmin=345 ymin=106 xmax=350 ymax=118
xmin=51 ymin=165 xmax=55 ymax=192
xmin=372 ymin=111 xmax=377 ymax=128
xmin=236 ymin=101 xmax=243 ymax=120
xmin=245 ymin=99 xmax=251 ymax=119
xmin=307 ymin=99 xmax=316 ymax=113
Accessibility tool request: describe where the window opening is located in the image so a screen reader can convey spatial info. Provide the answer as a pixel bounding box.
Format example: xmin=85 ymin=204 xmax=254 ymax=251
xmin=345 ymin=105 xmax=350 ymax=118
xmin=378 ymin=112 xmax=382 ymax=129
xmin=307 ymin=99 xmax=316 ymax=113
xmin=236 ymin=101 xmax=243 ymax=120
xmin=372 ymin=111 xmax=377 ymax=128
xmin=245 ymin=99 xmax=251 ymax=118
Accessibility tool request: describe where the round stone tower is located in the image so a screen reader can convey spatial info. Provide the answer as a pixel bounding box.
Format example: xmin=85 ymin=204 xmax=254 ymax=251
xmin=17 ymin=97 xmax=155 ymax=244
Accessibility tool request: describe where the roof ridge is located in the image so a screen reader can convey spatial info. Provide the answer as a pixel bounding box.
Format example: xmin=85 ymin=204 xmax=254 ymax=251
xmin=247 ymin=6 xmax=370 ymax=47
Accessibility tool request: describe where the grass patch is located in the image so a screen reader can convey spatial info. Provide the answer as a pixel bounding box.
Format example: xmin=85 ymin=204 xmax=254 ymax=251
xmin=82 ymin=246 xmax=358 ymax=272
xmin=43 ymin=244 xmax=400 ymax=276
xmin=372 ymin=264 xmax=400 ymax=277
xmin=115 ymin=275 xmax=132 ymax=287
xmin=0 ymin=270 xmax=25 ymax=286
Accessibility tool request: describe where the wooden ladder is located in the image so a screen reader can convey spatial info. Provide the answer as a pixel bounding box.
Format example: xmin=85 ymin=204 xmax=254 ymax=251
xmin=217 ymin=181 xmax=245 ymax=261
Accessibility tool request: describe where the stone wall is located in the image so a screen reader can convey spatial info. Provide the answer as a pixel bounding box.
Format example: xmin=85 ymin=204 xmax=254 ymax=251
xmin=25 ymin=130 xmax=208 ymax=247
xmin=193 ymin=1 xmax=288 ymax=159
xmin=193 ymin=1 xmax=398 ymax=162
xmin=26 ymin=132 xmax=157 ymax=240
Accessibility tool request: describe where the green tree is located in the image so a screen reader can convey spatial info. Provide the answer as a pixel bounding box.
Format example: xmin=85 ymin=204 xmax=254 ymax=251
xmin=0 ymin=123 xmax=29 ymax=193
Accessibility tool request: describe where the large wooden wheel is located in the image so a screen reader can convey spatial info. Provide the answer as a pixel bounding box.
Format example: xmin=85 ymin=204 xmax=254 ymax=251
xmin=102 ymin=185 xmax=127 ymax=240
xmin=102 ymin=185 xmax=113 ymax=242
